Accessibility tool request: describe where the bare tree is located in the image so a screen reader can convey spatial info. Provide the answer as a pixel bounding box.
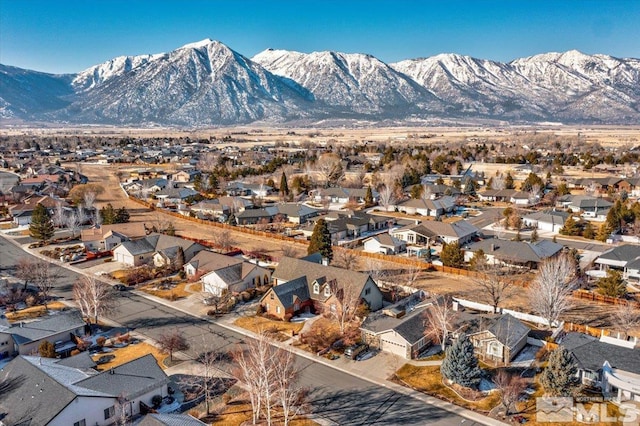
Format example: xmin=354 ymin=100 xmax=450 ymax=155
xmin=315 ymin=153 xmax=343 ymax=187
xmin=612 ymin=303 xmax=640 ymax=338
xmin=32 ymin=260 xmax=60 ymax=312
xmin=492 ymin=175 xmax=506 ymax=191
xmin=273 ymin=347 xmax=306 ymax=426
xmin=114 ymin=394 xmax=132 ymax=426
xmin=281 ymin=245 xmax=300 ymax=259
xmin=528 ymin=184 xmax=542 ymax=205
xmin=328 ymin=279 xmax=363 ymax=334
xmin=472 ymin=263 xmax=518 ymax=313
xmin=16 ymin=258 xmax=36 ymax=291
xmin=331 ymin=249 xmax=360 ymax=270
xmin=529 ymin=253 xmax=577 ymax=328
xmin=51 ymin=202 xmax=66 ymax=228
xmin=73 ymin=276 xmax=118 ymax=325
xmin=83 ymin=191 xmax=97 ymax=211
xmin=65 ymin=211 xmax=82 ymax=238
xmin=423 ymin=295 xmax=458 ymax=352
xmin=493 ymin=369 xmax=527 ymax=416
xmin=404 ymin=264 xmax=423 ymax=289
xmin=235 ymin=331 xmax=272 ymax=425
xmin=157 ymin=329 xmax=190 ymax=362
xmin=377 ymin=184 xmax=396 ymax=211
xmin=212 ymin=228 xmax=234 ymax=252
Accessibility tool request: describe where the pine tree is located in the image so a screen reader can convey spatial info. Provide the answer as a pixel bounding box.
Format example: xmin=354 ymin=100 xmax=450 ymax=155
xmin=582 ymin=222 xmax=595 ymax=239
xmin=208 ymin=173 xmax=219 ymax=195
xmin=29 ymin=203 xmax=55 ymax=241
xmin=100 ymin=203 xmax=117 ymax=225
xmin=193 ymin=173 xmax=203 ymax=192
xmin=280 ymin=171 xmax=289 ymax=197
xmin=596 ymin=223 xmax=612 ymax=242
xmin=364 ymin=186 xmax=374 ymax=207
xmin=540 ymin=348 xmax=580 ymax=396
xmin=596 ymin=269 xmax=627 ymax=298
xmin=308 ymin=218 xmax=333 ymax=261
xmin=530 ymin=228 xmax=539 ymax=242
xmin=440 ymin=242 xmax=464 ymax=268
xmin=440 ymin=334 xmax=482 ymax=389
xmin=115 ymin=206 xmax=130 ymax=223
xmin=505 ymin=172 xmax=515 ymax=190
xmin=560 ymin=215 xmax=581 ymax=236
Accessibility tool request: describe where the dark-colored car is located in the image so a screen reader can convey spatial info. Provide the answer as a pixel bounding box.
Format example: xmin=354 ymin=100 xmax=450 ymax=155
xmin=113 ymin=284 xmax=129 ymax=291
xmin=344 ymin=344 xmax=368 ymax=360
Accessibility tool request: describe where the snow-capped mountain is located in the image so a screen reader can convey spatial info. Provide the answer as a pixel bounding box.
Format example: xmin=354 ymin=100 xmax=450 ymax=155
xmin=252 ymin=49 xmax=441 ymax=115
xmin=1 ymin=40 xmax=639 ymax=125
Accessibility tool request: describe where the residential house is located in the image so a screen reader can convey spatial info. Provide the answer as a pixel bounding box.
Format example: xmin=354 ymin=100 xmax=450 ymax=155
xmin=391 ymin=219 xmax=479 ymax=246
xmin=170 ymin=169 xmax=201 ymax=183
xmin=276 ymin=202 xmax=321 ymax=224
xmin=522 ymin=210 xmax=570 ymax=234
xmin=8 ymin=195 xmax=69 ymax=226
xmin=363 ymin=233 xmax=407 ymax=255
xmin=235 ymin=206 xmax=280 ymax=225
xmin=313 ymin=187 xmax=379 ymax=205
xmin=0 ymin=310 xmax=86 ymax=358
xmin=559 ymin=332 xmax=640 ymax=402
xmin=189 ymin=199 xmax=230 ymax=221
xmin=594 ymin=244 xmax=640 ymax=281
xmin=184 ymin=250 xmax=271 ymax=296
xmin=81 ymin=223 xmax=147 ymax=252
xmin=478 ymin=189 xmax=519 ymax=203
xmin=112 ymin=234 xmax=206 ymax=267
xmin=138 ymin=414 xmax=208 ymax=426
xmin=468 ymin=314 xmax=530 ymax=365
xmin=155 ymin=186 xmax=199 ymax=204
xmin=396 ymin=196 xmax=456 ymax=218
xmin=464 ymin=239 xmax=563 ymax=269
xmin=226 ymin=181 xmax=273 ymax=197
xmin=261 ymin=256 xmax=384 ymax=320
xmin=0 ymin=353 xmax=170 ymax=426
xmin=301 ymin=212 xmax=390 ymax=244
xmin=558 ymin=195 xmax=613 ymax=222
xmin=360 ymin=301 xmax=431 ymax=359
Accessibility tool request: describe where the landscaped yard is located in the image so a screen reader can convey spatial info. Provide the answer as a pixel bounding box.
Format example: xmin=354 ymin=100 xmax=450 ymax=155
xmin=91 ymin=341 xmax=169 ymax=371
xmin=139 ymin=280 xmax=192 ymax=300
xmin=396 ymin=364 xmax=501 ymax=413
xmin=234 ymin=315 xmax=304 ymax=341
xmin=210 ymin=402 xmax=319 ymax=426
xmin=5 ymin=301 xmax=68 ymax=321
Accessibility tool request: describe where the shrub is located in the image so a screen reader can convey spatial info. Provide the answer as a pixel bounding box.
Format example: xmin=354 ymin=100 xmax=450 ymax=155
xmin=96 ymin=336 xmax=106 ymax=347
xmin=207 ymin=309 xmax=218 ymax=316
xmin=151 ymin=394 xmax=163 ymax=408
xmin=25 ymin=294 xmax=37 ymax=307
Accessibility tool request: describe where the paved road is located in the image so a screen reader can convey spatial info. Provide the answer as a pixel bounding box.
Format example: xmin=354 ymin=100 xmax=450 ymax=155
xmin=0 ymin=235 xmax=484 ymax=426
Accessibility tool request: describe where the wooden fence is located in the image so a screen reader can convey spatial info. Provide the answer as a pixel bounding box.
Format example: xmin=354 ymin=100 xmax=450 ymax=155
xmin=572 ymin=289 xmax=640 ymax=309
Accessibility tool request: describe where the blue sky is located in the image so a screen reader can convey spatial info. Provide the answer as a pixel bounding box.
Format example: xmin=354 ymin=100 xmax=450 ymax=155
xmin=2 ymin=0 xmax=639 ymax=74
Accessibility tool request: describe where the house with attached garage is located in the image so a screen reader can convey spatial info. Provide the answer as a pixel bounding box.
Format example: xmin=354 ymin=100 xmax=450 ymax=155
xmin=0 ymin=310 xmax=86 ymax=358
xmin=0 ymin=353 xmax=170 ymax=426
xmin=184 ymin=250 xmax=271 ymax=296
xmin=363 ymin=233 xmax=407 ymax=255
xmin=112 ymin=234 xmax=206 ymax=267
xmin=360 ymin=300 xmax=431 ymax=359
xmin=557 ymin=194 xmax=613 ymax=222
xmin=396 ymin=196 xmax=456 ymax=218
xmin=81 ymin=222 xmax=148 ymax=252
xmin=594 ymin=244 xmax=640 ymax=281
xmin=522 ymin=210 xmax=569 ymax=234
xmin=559 ymin=332 xmax=640 ymax=403
xmin=464 ymin=238 xmax=563 ymax=269
xmin=467 ymin=313 xmax=530 ymax=366
xmin=261 ymin=256 xmax=383 ymax=320
xmin=391 ymin=219 xmax=479 ymax=246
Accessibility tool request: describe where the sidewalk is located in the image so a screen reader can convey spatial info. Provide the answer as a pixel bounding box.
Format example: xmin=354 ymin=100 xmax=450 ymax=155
xmin=1 ymin=231 xmax=507 ymax=426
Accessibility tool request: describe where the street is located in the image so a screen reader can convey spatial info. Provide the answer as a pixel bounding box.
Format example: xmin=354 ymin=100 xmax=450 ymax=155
xmin=0 ymin=234 xmax=483 ymax=426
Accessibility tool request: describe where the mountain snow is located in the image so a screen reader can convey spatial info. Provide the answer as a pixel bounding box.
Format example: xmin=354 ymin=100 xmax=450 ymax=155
xmin=2 ymin=41 xmax=639 ymax=125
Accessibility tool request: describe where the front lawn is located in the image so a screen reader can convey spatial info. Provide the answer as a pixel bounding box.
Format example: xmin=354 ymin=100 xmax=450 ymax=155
xmin=234 ymin=315 xmax=304 ymax=341
xmin=91 ymin=341 xmax=169 ymax=371
xmin=5 ymin=301 xmax=68 ymax=321
xmin=396 ymin=364 xmax=501 ymax=413
xmin=139 ymin=280 xmax=192 ymax=300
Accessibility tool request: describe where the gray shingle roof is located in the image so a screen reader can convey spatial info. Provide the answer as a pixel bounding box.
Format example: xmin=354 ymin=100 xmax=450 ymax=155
xmin=466 ymin=239 xmax=563 ymax=264
xmin=268 ymin=276 xmax=310 ymax=310
xmin=3 ymin=310 xmax=85 ymax=345
xmin=361 ymin=305 xmax=428 ymax=345
xmin=186 ymin=250 xmax=242 ymax=273
xmin=597 ymin=244 xmax=640 ymax=263
xmin=560 ymin=332 xmax=640 ymax=374
xmin=487 ymin=314 xmax=530 ymax=349
xmin=138 ymin=413 xmax=207 ymax=426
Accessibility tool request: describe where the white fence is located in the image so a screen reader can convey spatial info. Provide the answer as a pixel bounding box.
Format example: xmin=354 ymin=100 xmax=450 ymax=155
xmin=453 ymin=297 xmax=558 ymax=328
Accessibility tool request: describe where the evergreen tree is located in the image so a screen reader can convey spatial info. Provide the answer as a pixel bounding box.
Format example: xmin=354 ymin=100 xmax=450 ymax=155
xmin=410 ymin=185 xmax=422 ymax=199
xmin=513 ymin=230 xmax=522 ymax=241
xmin=440 ymin=242 xmax=464 ymax=268
xmin=530 ymin=228 xmax=539 ymax=243
xmin=29 ymin=203 xmax=55 ymax=241
xmin=440 ymin=334 xmax=482 ymax=389
xmin=486 ymin=177 xmax=494 ymax=190
xmin=208 ymin=173 xmax=219 ymax=194
xmin=463 ymin=178 xmax=476 ymax=195
xmin=193 ymin=173 xmax=203 ymax=192
xmin=560 ymin=215 xmax=581 ymax=236
xmin=521 ymin=172 xmax=545 ymax=192
xmin=582 ymin=222 xmax=595 ymax=240
xmin=468 ymin=249 xmax=487 ymax=271
xmin=100 ymin=203 xmax=117 ymax=225
xmin=39 ymin=340 xmax=56 ymax=358
xmin=280 ymin=171 xmax=290 ymax=197
xmin=165 ymin=222 xmax=176 ymax=236
xmin=115 ymin=206 xmax=130 ymax=223
xmin=308 ymin=218 xmax=333 ymax=261
xmin=596 ymin=223 xmax=612 ymax=242
xmin=540 ymin=348 xmax=580 ymax=396
xmin=364 ymin=186 xmax=374 ymax=207
xmin=596 ymin=269 xmax=627 ymax=298
xmin=504 ymin=172 xmax=515 ymax=189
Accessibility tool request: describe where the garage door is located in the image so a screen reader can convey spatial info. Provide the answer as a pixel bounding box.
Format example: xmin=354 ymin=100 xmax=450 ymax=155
xmin=381 ymin=338 xmax=407 ymax=358
xmin=115 ymin=252 xmax=133 ymax=265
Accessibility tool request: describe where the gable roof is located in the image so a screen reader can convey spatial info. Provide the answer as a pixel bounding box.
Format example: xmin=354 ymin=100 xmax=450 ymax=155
xmin=1 ymin=310 xmax=85 ymax=345
xmin=186 ymin=250 xmax=242 ymax=273
xmin=138 ymin=414 xmax=208 ymax=426
xmin=597 ymin=244 xmax=640 ymax=264
xmin=486 ymin=314 xmax=530 ymax=349
xmin=466 ymin=239 xmax=563 ymax=264
xmin=360 ymin=304 xmax=429 ymax=345
xmin=365 ymin=233 xmax=405 ymax=249
xmin=419 ymin=219 xmax=479 ymax=239
xmin=115 ymin=234 xmax=205 ymax=258
xmin=523 ymin=210 xmax=569 ymax=225
xmin=265 ymin=276 xmax=310 ymax=310
xmin=560 ymin=332 xmax=640 ymax=374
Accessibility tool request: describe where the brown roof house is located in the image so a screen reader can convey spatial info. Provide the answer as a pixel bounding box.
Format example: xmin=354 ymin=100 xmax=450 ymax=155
xmin=467 ymin=314 xmax=530 ymax=366
xmin=260 ymin=256 xmax=384 ymax=320
xmin=184 ymin=250 xmax=271 ymax=296
xmin=81 ymin=222 xmax=147 ymax=252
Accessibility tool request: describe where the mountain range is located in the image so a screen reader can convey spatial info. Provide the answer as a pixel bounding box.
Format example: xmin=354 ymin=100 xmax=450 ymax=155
xmin=1 ymin=38 xmax=639 ymax=126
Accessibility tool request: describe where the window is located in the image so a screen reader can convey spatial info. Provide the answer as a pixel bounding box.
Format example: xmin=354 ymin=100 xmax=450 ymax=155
xmin=313 ymin=283 xmax=319 ymax=294
xmin=488 ymin=341 xmax=502 ymax=357
xmin=276 ymin=306 xmax=281 ymax=314
xmin=270 ymin=293 xmax=274 ymax=300
xmin=74 ymin=420 xmax=86 ymax=426
xmin=324 ymin=286 xmax=330 ymax=297
xmin=265 ymin=303 xmax=269 ymax=311
xmin=104 ymin=406 xmax=115 ymax=419
xmin=139 ymin=256 xmax=144 ymax=260
xmin=364 ymin=287 xmax=371 ymax=296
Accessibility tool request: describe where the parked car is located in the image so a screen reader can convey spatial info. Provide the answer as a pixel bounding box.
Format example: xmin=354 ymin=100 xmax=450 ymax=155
xmin=344 ymin=344 xmax=368 ymax=360
xmin=113 ymin=284 xmax=129 ymax=291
